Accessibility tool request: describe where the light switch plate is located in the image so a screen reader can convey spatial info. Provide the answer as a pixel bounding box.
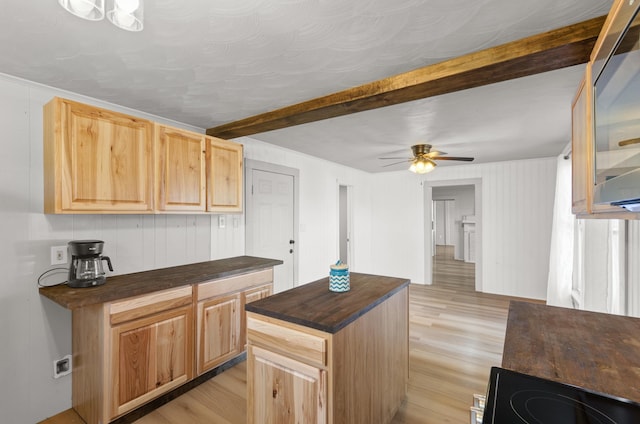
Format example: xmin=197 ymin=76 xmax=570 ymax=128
xmin=218 ymin=215 xmax=226 ymax=229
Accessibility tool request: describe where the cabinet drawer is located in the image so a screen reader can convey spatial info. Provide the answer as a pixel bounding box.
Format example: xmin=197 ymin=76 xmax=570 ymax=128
xmin=247 ymin=316 xmax=327 ymax=367
xmin=110 ymin=286 xmax=193 ymax=325
xmin=197 ymin=269 xmax=273 ymax=301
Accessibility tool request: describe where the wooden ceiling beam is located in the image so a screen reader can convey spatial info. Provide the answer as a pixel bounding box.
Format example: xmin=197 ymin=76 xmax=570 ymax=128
xmin=207 ymin=16 xmax=606 ymax=139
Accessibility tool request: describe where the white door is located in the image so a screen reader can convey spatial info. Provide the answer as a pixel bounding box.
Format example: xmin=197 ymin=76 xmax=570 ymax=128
xmin=435 ymin=201 xmax=446 ymax=245
xmin=434 ymin=200 xmax=454 ymax=246
xmin=246 ymin=166 xmax=296 ymax=293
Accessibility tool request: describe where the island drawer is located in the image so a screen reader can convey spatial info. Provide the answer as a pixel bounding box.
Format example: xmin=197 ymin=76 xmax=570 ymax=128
xmin=247 ymin=315 xmax=327 ymax=367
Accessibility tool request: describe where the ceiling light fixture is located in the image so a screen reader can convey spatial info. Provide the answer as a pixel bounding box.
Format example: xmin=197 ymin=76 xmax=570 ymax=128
xmin=58 ymin=0 xmax=105 ymax=21
xmin=58 ymin=0 xmax=143 ymax=32
xmin=107 ymin=0 xmax=144 ymax=32
xmin=409 ymin=156 xmax=436 ymax=174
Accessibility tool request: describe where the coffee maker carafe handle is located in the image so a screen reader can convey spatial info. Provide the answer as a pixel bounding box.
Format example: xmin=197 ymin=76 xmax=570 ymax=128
xmin=102 ymin=256 xmax=113 ymax=272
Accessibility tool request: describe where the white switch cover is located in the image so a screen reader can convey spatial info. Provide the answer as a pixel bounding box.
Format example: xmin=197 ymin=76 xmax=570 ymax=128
xmin=218 ymin=215 xmax=226 ymax=229
xmin=51 ymin=245 xmax=68 ymax=265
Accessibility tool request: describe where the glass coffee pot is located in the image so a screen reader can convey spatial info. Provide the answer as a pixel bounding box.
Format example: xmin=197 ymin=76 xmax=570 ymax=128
xmin=67 ymin=240 xmax=113 ymax=288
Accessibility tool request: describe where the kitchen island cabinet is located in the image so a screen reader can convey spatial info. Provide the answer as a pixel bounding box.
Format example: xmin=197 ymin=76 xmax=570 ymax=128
xmin=245 ymin=272 xmax=410 ymax=424
xmin=39 ymin=256 xmax=282 ymax=424
xmin=502 ymin=301 xmax=640 ymax=403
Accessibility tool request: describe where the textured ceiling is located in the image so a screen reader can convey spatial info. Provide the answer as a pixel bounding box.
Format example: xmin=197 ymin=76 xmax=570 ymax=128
xmin=0 ymin=0 xmax=613 ymax=172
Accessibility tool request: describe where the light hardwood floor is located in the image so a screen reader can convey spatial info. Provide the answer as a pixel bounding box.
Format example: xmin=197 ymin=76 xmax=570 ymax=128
xmin=42 ymin=246 xmax=535 ymax=423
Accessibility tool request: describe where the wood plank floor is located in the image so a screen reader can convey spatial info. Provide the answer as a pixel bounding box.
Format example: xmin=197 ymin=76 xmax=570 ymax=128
xmin=42 ymin=246 xmax=538 ymax=423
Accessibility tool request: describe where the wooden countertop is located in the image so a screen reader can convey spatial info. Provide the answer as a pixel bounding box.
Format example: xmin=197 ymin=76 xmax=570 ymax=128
xmin=39 ymin=256 xmax=283 ymax=310
xmin=245 ymin=272 xmax=409 ymax=333
xmin=502 ymin=301 xmax=640 ymax=403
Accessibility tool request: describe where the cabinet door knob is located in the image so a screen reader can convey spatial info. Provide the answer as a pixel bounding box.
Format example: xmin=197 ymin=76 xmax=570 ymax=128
xmin=289 ymin=249 xmax=293 ymax=254
xmin=289 ymin=240 xmax=295 ymax=244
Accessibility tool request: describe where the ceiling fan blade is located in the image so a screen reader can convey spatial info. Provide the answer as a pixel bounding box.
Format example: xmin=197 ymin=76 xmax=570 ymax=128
xmin=433 ymin=156 xmax=474 ymax=161
xmin=619 ymin=138 xmax=640 ymax=147
xmin=379 ymin=156 xmax=410 ymax=160
xmin=426 ymin=150 xmax=447 ymax=157
xmin=381 ymin=160 xmax=411 ymax=167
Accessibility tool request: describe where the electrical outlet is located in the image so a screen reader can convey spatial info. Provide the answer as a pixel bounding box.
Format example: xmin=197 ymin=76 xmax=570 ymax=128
xmin=50 ymin=245 xmax=68 ymax=265
xmin=53 ymin=354 xmax=72 ymax=379
xmin=218 ymin=215 xmax=226 ymax=229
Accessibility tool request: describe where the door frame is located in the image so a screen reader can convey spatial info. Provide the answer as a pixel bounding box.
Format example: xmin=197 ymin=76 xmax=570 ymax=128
xmin=244 ymin=159 xmax=300 ymax=288
xmin=423 ymin=178 xmax=482 ymax=291
xmin=337 ymin=183 xmax=354 ymax=268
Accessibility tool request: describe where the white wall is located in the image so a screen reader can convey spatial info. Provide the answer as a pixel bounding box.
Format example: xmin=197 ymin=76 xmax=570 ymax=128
xmin=238 ymin=137 xmax=375 ymax=284
xmin=369 ymin=158 xmax=557 ymax=299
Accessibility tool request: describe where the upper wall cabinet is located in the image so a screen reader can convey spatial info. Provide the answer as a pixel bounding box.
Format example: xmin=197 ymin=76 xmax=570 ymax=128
xmin=155 ymin=124 xmax=207 ymax=212
xmin=571 ymin=0 xmax=639 ymax=219
xmin=207 ymin=137 xmax=243 ymax=213
xmin=44 ymin=97 xmax=154 ymax=214
xmin=44 ymin=97 xmax=244 ymax=214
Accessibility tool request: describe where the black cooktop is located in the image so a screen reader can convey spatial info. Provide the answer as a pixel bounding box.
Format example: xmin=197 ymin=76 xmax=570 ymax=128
xmin=483 ymin=367 xmax=640 ymax=423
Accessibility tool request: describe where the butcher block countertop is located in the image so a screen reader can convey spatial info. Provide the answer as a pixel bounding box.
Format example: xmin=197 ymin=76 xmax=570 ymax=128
xmin=245 ymin=272 xmax=409 ymax=333
xmin=39 ymin=255 xmax=283 ymax=310
xmin=502 ymin=301 xmax=640 ymax=403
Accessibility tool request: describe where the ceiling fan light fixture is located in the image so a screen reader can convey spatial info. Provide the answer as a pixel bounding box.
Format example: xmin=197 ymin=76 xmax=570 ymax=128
xmin=58 ymin=0 xmax=105 ymax=21
xmin=106 ymin=0 xmax=143 ymax=31
xmin=409 ymin=157 xmax=436 ymax=174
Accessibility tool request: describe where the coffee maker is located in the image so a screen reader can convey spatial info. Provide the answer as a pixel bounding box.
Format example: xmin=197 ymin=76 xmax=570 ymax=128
xmin=68 ymin=240 xmax=113 ymax=288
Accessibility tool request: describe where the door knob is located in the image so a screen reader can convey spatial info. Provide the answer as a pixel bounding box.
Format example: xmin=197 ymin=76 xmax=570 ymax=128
xmin=289 ymin=249 xmax=293 ymax=254
xmin=289 ymin=240 xmax=295 ymax=244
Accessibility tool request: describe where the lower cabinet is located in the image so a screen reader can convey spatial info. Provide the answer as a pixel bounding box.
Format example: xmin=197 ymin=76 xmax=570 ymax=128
xmin=249 ymin=345 xmax=327 ymax=424
xmin=197 ymin=292 xmax=242 ymax=374
xmin=72 ymin=268 xmax=274 ymax=424
xmin=196 ymin=269 xmax=274 ymax=375
xmin=110 ymin=303 xmax=194 ymax=418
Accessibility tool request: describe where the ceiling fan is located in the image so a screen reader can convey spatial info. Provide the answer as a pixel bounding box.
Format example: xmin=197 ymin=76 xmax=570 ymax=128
xmin=379 ymin=144 xmax=474 ymax=174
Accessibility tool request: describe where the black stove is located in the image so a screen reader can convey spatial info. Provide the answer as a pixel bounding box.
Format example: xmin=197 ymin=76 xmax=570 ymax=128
xmin=482 ymin=367 xmax=640 ymax=423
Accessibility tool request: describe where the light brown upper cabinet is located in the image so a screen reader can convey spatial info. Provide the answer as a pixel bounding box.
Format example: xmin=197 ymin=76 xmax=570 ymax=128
xmin=570 ymin=0 xmax=639 ymax=219
xmin=155 ymin=124 xmax=207 ymax=212
xmin=44 ymin=97 xmax=154 ymax=213
xmin=44 ymin=97 xmax=244 ymax=214
xmin=207 ymin=137 xmax=243 ymax=212
xmin=571 ymin=68 xmax=592 ymax=217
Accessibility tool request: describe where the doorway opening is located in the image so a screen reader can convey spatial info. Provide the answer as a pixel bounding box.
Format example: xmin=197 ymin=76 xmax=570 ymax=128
xmin=338 ymin=184 xmax=353 ymax=267
xmin=424 ymin=179 xmax=482 ymax=291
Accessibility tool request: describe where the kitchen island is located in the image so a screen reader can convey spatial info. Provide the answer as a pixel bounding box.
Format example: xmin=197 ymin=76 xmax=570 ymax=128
xmin=502 ymin=301 xmax=640 ymax=403
xmin=245 ymin=272 xmax=410 ymax=424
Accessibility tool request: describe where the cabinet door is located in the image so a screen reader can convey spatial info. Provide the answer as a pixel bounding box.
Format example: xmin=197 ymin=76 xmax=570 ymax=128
xmin=155 ymin=124 xmax=207 ymax=211
xmin=248 ymin=345 xmax=327 ymax=424
xmin=44 ymin=97 xmax=154 ymax=213
xmin=242 ymin=284 xmax=272 ymax=348
xmin=570 ymin=67 xmax=636 ymax=218
xmin=110 ymin=305 xmax=193 ymax=419
xmin=571 ymin=72 xmax=589 ymax=215
xmin=197 ymin=293 xmax=242 ymax=374
xmin=206 ymin=137 xmax=243 ymax=212
xmin=244 ymin=283 xmax=272 ymax=305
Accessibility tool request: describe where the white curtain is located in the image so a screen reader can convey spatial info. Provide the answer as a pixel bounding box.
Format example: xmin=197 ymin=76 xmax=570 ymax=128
xmin=546 ymin=152 xmax=575 ymax=307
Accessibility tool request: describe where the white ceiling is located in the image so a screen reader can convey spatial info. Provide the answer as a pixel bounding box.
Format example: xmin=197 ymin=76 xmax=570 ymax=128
xmin=0 ymin=0 xmax=612 ymax=172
